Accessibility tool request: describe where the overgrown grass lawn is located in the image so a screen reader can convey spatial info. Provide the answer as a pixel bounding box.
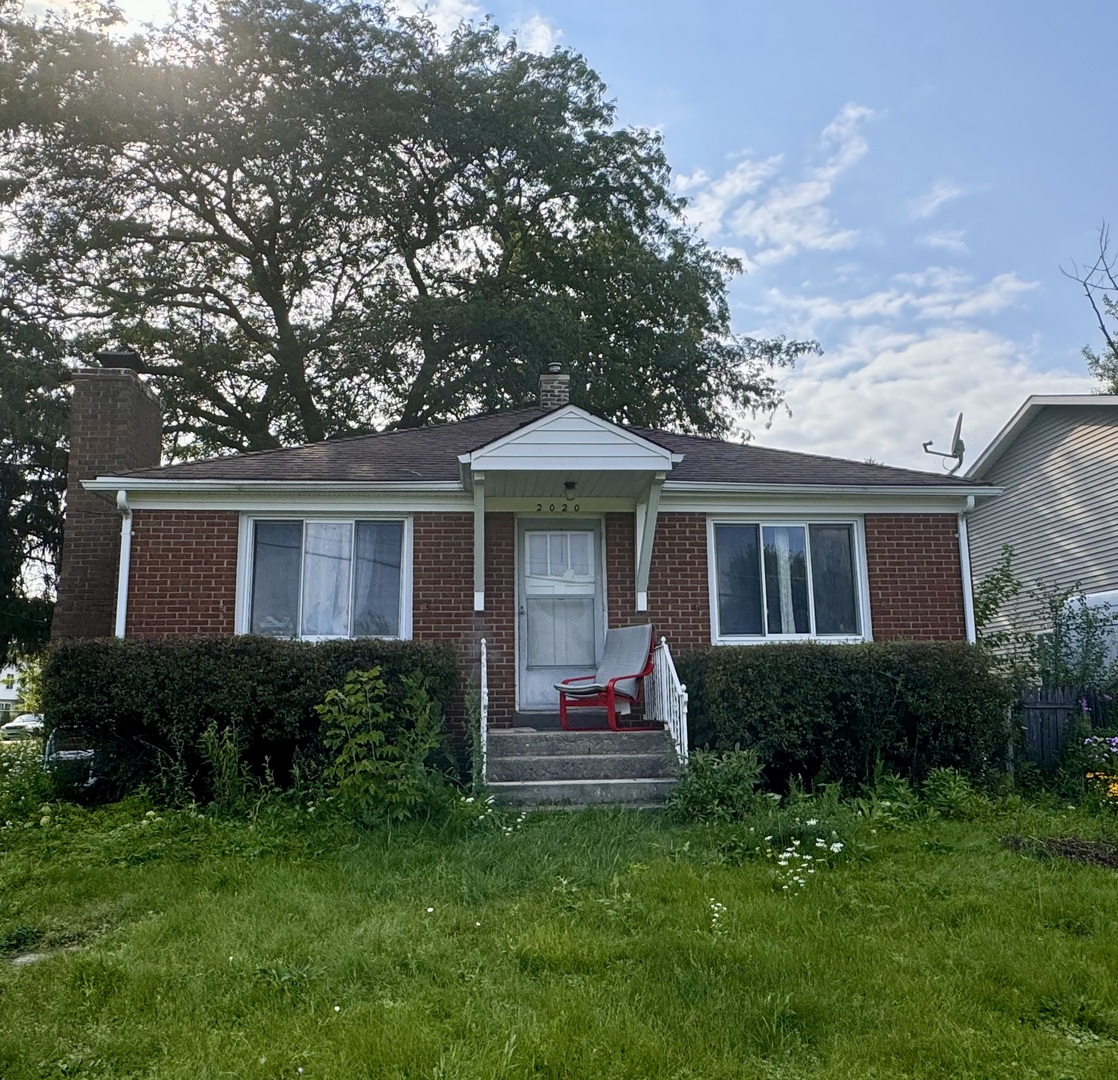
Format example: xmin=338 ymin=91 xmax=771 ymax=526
xmin=4 ymin=795 xmax=1118 ymax=1078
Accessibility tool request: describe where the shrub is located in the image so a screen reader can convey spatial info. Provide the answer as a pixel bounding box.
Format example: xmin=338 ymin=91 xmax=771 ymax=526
xmin=317 ymin=667 xmax=448 ymax=822
xmin=676 ymin=641 xmax=1014 ymax=789
xmin=39 ymin=636 xmax=458 ymax=801
xmin=668 ymin=748 xmax=766 ymax=823
xmin=921 ymin=767 xmax=982 ymax=819
xmin=0 ymin=741 xmax=53 ymax=823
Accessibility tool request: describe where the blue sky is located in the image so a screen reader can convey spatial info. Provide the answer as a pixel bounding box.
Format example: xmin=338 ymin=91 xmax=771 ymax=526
xmin=113 ymin=0 xmax=1113 ymax=469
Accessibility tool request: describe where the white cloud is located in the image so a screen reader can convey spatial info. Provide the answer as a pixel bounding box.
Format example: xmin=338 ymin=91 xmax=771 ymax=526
xmin=516 ymin=14 xmax=561 ymax=54
xmin=677 ymin=103 xmax=876 ymax=266
xmin=919 ymin=228 xmax=969 ymax=255
xmin=675 ymin=156 xmax=782 ymax=243
xmin=393 ymin=0 xmax=483 ymax=34
xmin=760 ymin=268 xmax=1037 ymax=338
xmin=907 ymin=179 xmax=966 ymax=220
xmin=762 ymin=328 xmax=1095 ymax=470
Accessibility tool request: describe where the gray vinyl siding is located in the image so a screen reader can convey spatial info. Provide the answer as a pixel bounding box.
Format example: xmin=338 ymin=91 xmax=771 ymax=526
xmin=968 ymin=405 xmax=1118 ymax=636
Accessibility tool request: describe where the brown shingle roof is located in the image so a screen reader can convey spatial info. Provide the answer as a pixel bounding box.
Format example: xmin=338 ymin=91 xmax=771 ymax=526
xmin=119 ymin=407 xmax=981 ymax=488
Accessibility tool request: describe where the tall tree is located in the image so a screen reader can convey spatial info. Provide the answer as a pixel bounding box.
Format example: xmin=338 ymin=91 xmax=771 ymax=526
xmin=1 ymin=0 xmax=816 ymax=458
xmin=0 ymin=297 xmax=68 ymax=659
xmin=1066 ymin=224 xmax=1118 ymax=393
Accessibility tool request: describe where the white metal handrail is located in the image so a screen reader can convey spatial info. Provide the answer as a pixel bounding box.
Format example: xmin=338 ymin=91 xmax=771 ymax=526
xmin=479 ymin=637 xmax=489 ymax=781
xmin=644 ymin=637 xmax=689 ymax=766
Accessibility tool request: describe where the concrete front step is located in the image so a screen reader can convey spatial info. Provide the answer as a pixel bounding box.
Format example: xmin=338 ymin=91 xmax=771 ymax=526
xmin=487 ymin=751 xmax=675 ymax=783
xmin=487 ymin=728 xmax=668 ymax=757
xmin=488 ymin=777 xmax=677 ymax=807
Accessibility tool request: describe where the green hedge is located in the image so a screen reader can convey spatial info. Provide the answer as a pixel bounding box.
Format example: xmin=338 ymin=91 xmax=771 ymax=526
xmin=40 ymin=637 xmax=459 ymax=798
xmin=675 ymin=642 xmax=1013 ymax=788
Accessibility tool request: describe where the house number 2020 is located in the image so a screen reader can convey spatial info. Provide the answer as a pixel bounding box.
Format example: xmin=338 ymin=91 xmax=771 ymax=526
xmin=535 ymin=501 xmax=580 ymax=512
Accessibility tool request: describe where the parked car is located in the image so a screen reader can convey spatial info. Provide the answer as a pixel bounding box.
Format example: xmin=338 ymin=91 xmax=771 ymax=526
xmin=1 ymin=712 xmax=44 ymax=741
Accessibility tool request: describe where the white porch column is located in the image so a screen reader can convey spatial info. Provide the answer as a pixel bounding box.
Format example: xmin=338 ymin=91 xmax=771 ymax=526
xmin=634 ymin=474 xmax=665 ymax=612
xmin=473 ymin=473 xmax=486 ymax=612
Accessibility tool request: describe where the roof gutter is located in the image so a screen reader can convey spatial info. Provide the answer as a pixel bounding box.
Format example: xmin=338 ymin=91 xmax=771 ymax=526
xmin=83 ymin=478 xmax=465 ymax=495
xmin=662 ymin=480 xmax=1001 ymax=498
xmin=114 ymin=490 xmax=132 ymax=638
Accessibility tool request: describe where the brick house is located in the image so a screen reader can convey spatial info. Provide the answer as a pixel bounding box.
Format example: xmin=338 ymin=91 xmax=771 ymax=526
xmin=55 ymin=359 xmax=996 ymax=712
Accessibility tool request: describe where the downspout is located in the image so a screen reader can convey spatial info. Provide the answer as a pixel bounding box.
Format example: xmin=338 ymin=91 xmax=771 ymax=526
xmin=957 ymin=495 xmax=976 ymax=644
xmin=114 ymin=490 xmax=132 ymax=638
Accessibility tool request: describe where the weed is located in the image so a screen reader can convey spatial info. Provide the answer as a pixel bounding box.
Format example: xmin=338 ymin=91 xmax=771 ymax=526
xmin=0 ymin=740 xmax=53 ymax=824
xmin=316 ymin=667 xmax=449 ymax=822
xmin=668 ymin=747 xmax=765 ymax=822
xmin=923 ymin=767 xmax=983 ymax=819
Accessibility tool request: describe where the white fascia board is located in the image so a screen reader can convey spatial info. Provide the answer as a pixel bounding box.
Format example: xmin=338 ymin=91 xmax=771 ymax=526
xmin=661 ymin=480 xmax=1000 ymax=498
xmin=457 ymin=405 xmax=682 ymax=470
xmin=83 ymin=477 xmax=469 ymax=513
xmin=966 ymin=394 xmax=1118 ymax=479
xmin=661 ymin=488 xmax=999 ymax=516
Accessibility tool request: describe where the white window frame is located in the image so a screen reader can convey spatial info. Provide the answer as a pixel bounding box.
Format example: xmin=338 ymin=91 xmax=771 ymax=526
xmin=707 ymin=516 xmax=872 ymax=645
xmin=235 ymin=513 xmax=413 ymax=640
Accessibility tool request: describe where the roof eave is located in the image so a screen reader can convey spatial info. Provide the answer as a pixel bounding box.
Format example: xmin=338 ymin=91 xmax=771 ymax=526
xmin=663 ymin=480 xmax=1002 ymax=498
xmin=82 ymin=477 xmax=466 ymax=495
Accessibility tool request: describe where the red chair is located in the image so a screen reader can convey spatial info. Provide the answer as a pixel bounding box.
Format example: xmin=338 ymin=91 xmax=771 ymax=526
xmin=555 ymin=624 xmax=656 ymax=731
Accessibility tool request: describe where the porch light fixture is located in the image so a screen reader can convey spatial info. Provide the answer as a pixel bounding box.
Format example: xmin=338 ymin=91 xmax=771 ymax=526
xmin=564 ymin=480 xmax=577 ymax=498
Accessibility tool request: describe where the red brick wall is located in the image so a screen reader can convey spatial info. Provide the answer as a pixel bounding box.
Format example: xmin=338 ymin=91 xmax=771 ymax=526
xmin=864 ymin=513 xmax=966 ymax=640
xmin=126 ymin=511 xmax=239 ymax=636
xmin=606 ymin=512 xmax=712 ymax=651
xmin=53 ymin=369 xmax=163 ymax=638
xmin=411 ymin=512 xmax=516 ymax=724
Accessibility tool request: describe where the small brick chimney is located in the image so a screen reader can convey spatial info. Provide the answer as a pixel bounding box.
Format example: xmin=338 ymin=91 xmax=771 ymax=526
xmin=52 ymin=360 xmax=162 ymax=639
xmin=538 ymin=363 xmax=570 ymax=409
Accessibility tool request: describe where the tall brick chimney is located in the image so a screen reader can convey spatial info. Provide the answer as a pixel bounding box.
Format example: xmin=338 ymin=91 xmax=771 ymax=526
xmin=537 ymin=363 xmax=570 ymax=409
xmin=52 ymin=360 xmax=162 ymax=639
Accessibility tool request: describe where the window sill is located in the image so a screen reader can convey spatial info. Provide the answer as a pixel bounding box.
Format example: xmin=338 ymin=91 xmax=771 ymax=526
xmin=712 ymin=635 xmax=867 ymax=646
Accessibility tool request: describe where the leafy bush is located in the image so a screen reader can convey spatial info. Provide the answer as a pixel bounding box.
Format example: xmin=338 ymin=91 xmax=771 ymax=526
xmin=317 ymin=667 xmax=448 ymax=822
xmin=921 ymin=768 xmax=982 ymax=819
xmin=676 ymin=641 xmax=1014 ymax=789
xmin=850 ymin=768 xmax=920 ymax=825
xmin=40 ymin=637 xmax=458 ymax=801
xmin=668 ymin=748 xmax=765 ymax=823
xmin=0 ymin=741 xmax=53 ymax=823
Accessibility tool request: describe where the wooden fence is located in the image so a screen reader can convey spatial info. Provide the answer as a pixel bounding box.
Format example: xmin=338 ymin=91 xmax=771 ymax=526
xmin=1019 ymin=688 xmax=1113 ymax=769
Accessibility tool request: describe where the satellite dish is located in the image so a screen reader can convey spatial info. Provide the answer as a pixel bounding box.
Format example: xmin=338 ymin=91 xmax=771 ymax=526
xmin=949 ymin=412 xmax=964 ymax=458
xmin=922 ymin=412 xmax=965 ymax=474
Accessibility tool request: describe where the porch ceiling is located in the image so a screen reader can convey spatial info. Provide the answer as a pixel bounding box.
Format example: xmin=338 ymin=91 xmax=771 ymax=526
xmin=479 ymin=469 xmax=663 ymax=500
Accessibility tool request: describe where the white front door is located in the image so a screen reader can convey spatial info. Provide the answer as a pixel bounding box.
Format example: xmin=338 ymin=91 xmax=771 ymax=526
xmin=517 ymin=520 xmax=605 ymax=711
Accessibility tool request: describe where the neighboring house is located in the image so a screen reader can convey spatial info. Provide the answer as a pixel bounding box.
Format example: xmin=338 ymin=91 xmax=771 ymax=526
xmin=53 ymin=365 xmax=994 ymax=732
xmin=0 ymin=665 xmax=20 ymax=716
xmin=967 ymin=395 xmax=1118 ymax=638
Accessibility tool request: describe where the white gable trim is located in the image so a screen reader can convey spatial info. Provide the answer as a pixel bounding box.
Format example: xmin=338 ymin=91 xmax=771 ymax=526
xmin=457 ymin=405 xmax=682 ymax=482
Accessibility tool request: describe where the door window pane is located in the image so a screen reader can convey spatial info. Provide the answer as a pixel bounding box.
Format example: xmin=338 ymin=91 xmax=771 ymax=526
xmin=301 ymin=522 xmax=352 ymax=637
xmin=251 ymin=521 xmax=302 ymax=636
xmin=549 ymin=534 xmax=567 ymax=577
xmin=809 ymin=525 xmax=859 ymax=635
xmin=568 ymin=532 xmax=592 ymax=578
xmin=524 ymin=531 xmax=596 ymax=594
xmin=763 ymin=526 xmax=810 ymax=634
xmin=353 ymin=521 xmax=403 ymax=636
xmin=527 ymin=533 xmax=549 ymax=577
xmin=715 ymin=525 xmax=763 ymax=636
